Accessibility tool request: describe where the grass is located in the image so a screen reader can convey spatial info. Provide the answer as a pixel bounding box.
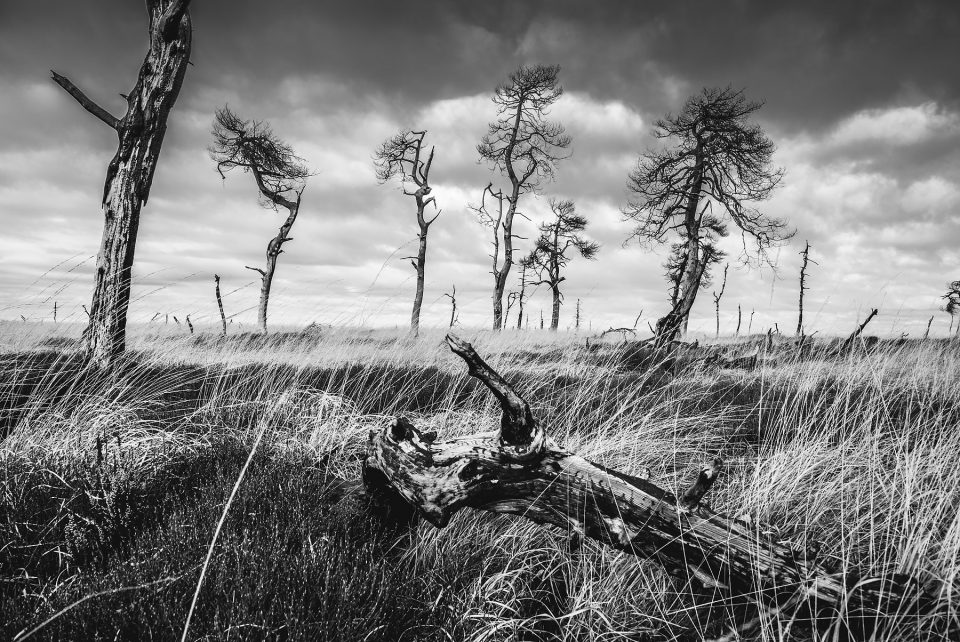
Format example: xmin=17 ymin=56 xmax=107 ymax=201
xmin=1 ymin=321 xmax=958 ymax=640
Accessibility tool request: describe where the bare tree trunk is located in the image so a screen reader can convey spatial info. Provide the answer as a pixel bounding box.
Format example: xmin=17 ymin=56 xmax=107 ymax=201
xmin=444 ymin=285 xmax=457 ymax=328
xmin=839 ymin=308 xmax=878 ymax=354
xmin=247 ymin=196 xmax=300 ymax=334
xmin=411 ymin=221 xmax=428 ymax=337
xmin=52 ymin=0 xmax=192 ymax=368
xmin=214 ymin=274 xmax=227 ymax=336
xmin=713 ymin=263 xmax=728 ymax=338
xmin=798 ymin=241 xmax=813 ymax=336
xmin=365 ymin=335 xmax=939 ymax=641
xmin=185 ymin=314 xmax=193 ymax=334
xmin=748 ymin=309 xmax=755 ymax=335
xmin=924 ymin=315 xmax=933 ymax=341
xmin=736 ymin=304 xmax=741 ymax=336
xmin=550 ymin=285 xmax=561 ymax=331
xmin=575 ymin=298 xmax=580 ymax=331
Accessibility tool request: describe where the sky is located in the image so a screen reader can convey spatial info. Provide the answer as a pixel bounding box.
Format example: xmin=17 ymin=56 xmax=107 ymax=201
xmin=1 ymin=0 xmax=958 ymax=336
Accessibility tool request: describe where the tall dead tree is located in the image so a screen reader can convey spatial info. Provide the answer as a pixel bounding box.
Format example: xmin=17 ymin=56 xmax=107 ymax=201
xmin=210 ymin=106 xmax=309 ymax=334
xmin=712 ymin=263 xmax=728 ymax=337
xmin=736 ymin=304 xmax=742 ymax=335
xmin=623 ymin=87 xmax=791 ymax=347
xmin=797 ymin=241 xmax=816 ymax=336
xmin=476 ymin=64 xmax=571 ymax=330
xmin=524 ymin=199 xmax=599 ymax=331
xmin=51 ymin=0 xmax=193 ymax=367
xmin=214 ymin=274 xmax=227 ymax=336
xmin=365 ymin=336 xmax=939 ymax=641
xmin=374 ymin=130 xmax=441 ymax=337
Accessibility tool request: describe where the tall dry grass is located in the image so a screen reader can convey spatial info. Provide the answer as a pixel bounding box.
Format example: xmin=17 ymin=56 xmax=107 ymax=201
xmin=1 ymin=323 xmax=958 ymax=640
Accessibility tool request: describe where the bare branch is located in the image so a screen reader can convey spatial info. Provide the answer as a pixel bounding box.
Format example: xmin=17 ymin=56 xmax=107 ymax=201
xmin=50 ymin=71 xmax=120 ymax=130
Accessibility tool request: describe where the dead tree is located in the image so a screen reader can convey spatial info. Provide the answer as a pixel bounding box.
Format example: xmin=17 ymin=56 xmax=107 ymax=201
xmin=51 ymin=0 xmax=193 ymax=367
xmin=654 ymin=246 xmax=716 ymax=347
xmin=712 ymin=263 xmax=728 ymax=337
xmin=443 ymin=285 xmax=458 ymax=328
xmin=477 ymin=64 xmax=571 ymax=330
xmin=211 ymin=106 xmax=309 ymax=334
xmin=364 ymin=335 xmax=937 ymax=641
xmin=524 ymin=199 xmax=599 ymax=331
xmin=214 ymin=274 xmax=227 ymax=336
xmin=943 ymin=280 xmax=960 ymax=337
xmin=839 ymin=308 xmax=879 ymax=354
xmin=575 ymin=298 xmax=581 ymax=331
xmin=924 ymin=315 xmax=933 ymax=340
xmin=185 ymin=314 xmax=194 ymax=334
xmin=736 ymin=304 xmax=742 ymax=335
xmin=374 ymin=130 xmax=441 ymax=337
xmin=797 ymin=241 xmax=817 ymax=336
xmin=516 ymin=257 xmax=532 ymax=330
xmin=624 ymin=87 xmax=791 ymax=346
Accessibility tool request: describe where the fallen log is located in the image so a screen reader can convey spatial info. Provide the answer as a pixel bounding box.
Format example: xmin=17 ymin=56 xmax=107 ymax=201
xmin=363 ymin=334 xmax=939 ymax=640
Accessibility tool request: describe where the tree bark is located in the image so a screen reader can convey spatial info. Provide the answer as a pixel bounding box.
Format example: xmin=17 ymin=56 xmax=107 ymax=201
xmin=52 ymin=0 xmax=192 ymax=368
xmin=214 ymin=274 xmax=227 ymax=336
xmin=411 ymin=209 xmax=429 ymax=337
xmin=550 ymin=285 xmax=561 ymax=331
xmin=250 ymin=197 xmax=300 ymax=334
xmin=364 ymin=335 xmax=939 ymax=640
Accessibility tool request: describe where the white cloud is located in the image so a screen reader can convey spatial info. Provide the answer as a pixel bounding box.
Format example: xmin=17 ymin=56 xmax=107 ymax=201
xmin=830 ymin=102 xmax=960 ymax=146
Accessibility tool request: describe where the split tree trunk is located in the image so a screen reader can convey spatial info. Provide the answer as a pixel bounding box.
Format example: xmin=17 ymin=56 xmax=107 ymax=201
xmin=51 ymin=0 xmax=192 ymax=368
xmin=364 ymin=335 xmax=937 ymax=640
xmin=52 ymin=1 xmax=192 ymax=368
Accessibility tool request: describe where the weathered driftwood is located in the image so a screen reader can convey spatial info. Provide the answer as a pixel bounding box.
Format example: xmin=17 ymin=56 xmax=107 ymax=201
xmin=364 ymin=334 xmax=937 ymax=640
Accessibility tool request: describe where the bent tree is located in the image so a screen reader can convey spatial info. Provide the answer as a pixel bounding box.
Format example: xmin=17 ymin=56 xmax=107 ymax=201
xmin=524 ymin=199 xmax=599 ymax=330
xmin=623 ymin=86 xmax=791 ymax=346
xmin=477 ymin=64 xmax=571 ymax=330
xmin=51 ymin=0 xmax=193 ymax=368
xmin=944 ymin=280 xmax=960 ymax=336
xmin=210 ymin=106 xmax=309 ymax=333
xmin=374 ymin=130 xmax=441 ymax=337
xmin=365 ymin=336 xmax=940 ymax=641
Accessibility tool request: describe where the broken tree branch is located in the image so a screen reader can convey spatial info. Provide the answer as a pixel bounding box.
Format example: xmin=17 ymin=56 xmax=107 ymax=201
xmin=50 ymin=71 xmax=121 ymax=130
xmin=364 ymin=334 xmax=937 ymax=640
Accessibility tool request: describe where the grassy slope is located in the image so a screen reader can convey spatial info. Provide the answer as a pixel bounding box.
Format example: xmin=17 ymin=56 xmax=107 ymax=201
xmin=1 ymin=324 xmax=958 ymax=641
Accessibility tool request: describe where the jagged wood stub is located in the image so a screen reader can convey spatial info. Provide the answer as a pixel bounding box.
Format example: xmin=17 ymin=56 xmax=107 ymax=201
xmin=364 ymin=334 xmax=939 ymax=640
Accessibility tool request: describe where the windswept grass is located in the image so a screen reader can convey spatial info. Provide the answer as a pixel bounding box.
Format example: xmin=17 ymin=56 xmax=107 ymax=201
xmin=1 ymin=323 xmax=958 ymax=640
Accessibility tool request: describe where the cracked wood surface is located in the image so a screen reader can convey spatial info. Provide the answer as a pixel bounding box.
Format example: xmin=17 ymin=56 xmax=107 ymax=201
xmin=363 ymin=334 xmax=937 ymax=639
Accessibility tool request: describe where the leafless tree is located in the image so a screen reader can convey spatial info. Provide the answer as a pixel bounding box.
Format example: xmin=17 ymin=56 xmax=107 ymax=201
xmin=374 ymin=130 xmax=440 ymax=337
xmin=51 ymin=0 xmax=193 ymax=367
xmin=476 ymin=64 xmax=571 ymax=330
xmin=515 ymin=257 xmax=532 ymax=330
xmin=214 ymin=274 xmax=227 ymax=336
xmin=211 ymin=106 xmax=309 ymax=333
xmin=444 ymin=285 xmax=458 ymax=328
xmin=797 ymin=241 xmax=817 ymax=336
xmin=944 ymin=280 xmax=960 ymax=336
xmin=623 ymin=86 xmax=791 ymax=346
xmin=712 ymin=263 xmax=729 ymax=337
xmin=524 ymin=199 xmax=599 ymax=331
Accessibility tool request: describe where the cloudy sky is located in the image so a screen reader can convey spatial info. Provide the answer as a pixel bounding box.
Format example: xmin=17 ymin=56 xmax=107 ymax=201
xmin=1 ymin=0 xmax=958 ymax=336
